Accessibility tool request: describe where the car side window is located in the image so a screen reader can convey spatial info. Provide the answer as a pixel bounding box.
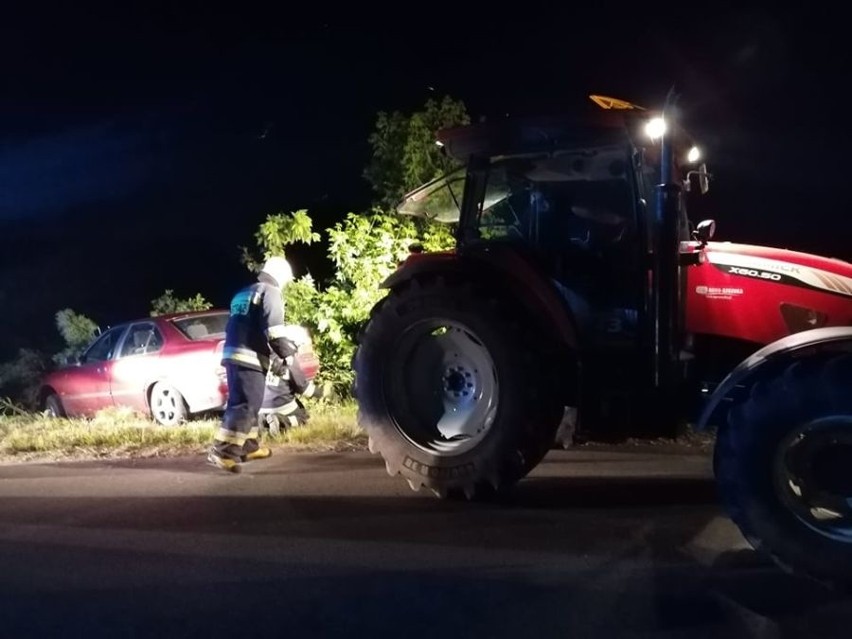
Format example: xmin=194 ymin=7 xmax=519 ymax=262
xmin=82 ymin=327 xmax=125 ymax=363
xmin=119 ymin=323 xmax=164 ymax=358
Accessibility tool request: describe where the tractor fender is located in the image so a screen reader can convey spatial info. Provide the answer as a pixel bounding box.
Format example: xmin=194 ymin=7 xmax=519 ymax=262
xmin=696 ymin=326 xmax=852 ymax=431
xmin=382 ymin=249 xmax=579 ymax=350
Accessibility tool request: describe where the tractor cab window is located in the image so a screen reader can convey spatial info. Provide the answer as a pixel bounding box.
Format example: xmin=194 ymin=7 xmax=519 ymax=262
xmin=476 ymin=167 xmax=539 ymax=241
xmin=474 ymin=151 xmax=641 ymax=308
xmin=474 ymin=151 xmax=636 ymax=257
xmin=396 ymin=168 xmax=466 ymax=224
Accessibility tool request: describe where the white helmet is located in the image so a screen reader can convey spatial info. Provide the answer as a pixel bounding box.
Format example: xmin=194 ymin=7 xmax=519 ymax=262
xmin=260 ymin=256 xmax=294 ymax=287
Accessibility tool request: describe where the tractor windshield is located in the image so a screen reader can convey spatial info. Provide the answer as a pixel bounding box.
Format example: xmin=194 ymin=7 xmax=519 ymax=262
xmin=396 ymin=168 xmax=467 ymax=223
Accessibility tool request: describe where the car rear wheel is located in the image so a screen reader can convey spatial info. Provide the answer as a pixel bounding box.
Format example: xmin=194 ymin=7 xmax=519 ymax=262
xmin=150 ymin=382 xmax=187 ymax=427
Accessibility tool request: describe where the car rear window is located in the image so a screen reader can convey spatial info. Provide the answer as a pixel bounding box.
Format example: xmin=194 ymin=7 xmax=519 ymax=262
xmin=171 ymin=313 xmax=229 ymax=340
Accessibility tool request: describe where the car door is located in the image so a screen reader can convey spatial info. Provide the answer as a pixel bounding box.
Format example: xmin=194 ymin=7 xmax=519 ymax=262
xmin=109 ymin=322 xmax=165 ymax=414
xmin=61 ymin=326 xmax=127 ymax=416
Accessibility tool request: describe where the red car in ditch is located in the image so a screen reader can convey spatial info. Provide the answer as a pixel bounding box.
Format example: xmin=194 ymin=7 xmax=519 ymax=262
xmin=39 ymin=309 xmax=320 ymax=426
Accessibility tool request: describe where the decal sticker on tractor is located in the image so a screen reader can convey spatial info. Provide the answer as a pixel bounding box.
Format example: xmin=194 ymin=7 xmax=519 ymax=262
xmin=708 ymin=252 xmax=852 ymax=298
xmin=727 ymin=267 xmax=781 ymax=281
xmin=695 ymin=285 xmax=744 ymax=300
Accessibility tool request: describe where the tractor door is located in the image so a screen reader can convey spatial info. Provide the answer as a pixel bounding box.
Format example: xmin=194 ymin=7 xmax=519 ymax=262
xmin=468 ymin=151 xmax=644 ymax=345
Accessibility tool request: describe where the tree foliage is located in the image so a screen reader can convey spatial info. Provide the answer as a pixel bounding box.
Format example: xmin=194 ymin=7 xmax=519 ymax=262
xmin=54 ymin=309 xmax=100 ymax=364
xmin=0 ymin=348 xmax=51 ymax=409
xmin=150 ymin=290 xmax=213 ymax=316
xmin=364 ymin=95 xmax=470 ymax=209
xmin=240 ymin=209 xmax=319 ymax=273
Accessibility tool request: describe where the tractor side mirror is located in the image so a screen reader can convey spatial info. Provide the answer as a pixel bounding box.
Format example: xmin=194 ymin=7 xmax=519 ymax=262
xmin=685 ymin=163 xmax=712 ymax=194
xmin=697 ymin=163 xmax=710 ymax=194
xmin=694 ymin=219 xmax=716 ymax=244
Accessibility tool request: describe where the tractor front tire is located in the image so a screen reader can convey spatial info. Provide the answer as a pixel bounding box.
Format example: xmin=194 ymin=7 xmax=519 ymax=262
xmin=354 ymin=275 xmax=564 ymax=499
xmin=715 ymin=354 xmax=852 ymax=588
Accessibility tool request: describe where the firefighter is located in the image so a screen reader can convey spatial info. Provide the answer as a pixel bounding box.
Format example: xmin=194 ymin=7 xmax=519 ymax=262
xmin=207 ymin=255 xmax=297 ymax=473
xmin=258 ymin=325 xmax=334 ymax=436
xmin=258 ymin=363 xmax=335 ymax=436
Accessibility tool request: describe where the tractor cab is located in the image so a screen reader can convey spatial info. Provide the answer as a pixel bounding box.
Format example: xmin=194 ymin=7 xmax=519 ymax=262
xmin=398 ymin=96 xmax=709 ymax=288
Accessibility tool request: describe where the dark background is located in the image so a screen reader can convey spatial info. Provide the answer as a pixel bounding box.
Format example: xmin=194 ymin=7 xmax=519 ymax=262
xmin=1 ymin=3 xmax=849 ymax=359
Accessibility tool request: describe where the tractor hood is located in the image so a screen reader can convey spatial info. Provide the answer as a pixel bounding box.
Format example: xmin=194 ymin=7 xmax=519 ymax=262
xmin=687 ymin=242 xmax=852 ymax=346
xmin=703 ymin=242 xmax=852 ymax=296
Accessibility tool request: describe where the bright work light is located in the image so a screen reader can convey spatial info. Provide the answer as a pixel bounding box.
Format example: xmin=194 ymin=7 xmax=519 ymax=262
xmin=644 ymin=117 xmax=667 ymax=140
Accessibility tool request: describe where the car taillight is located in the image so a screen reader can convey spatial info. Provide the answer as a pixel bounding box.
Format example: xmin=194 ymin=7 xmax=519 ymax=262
xmin=297 ymin=352 xmax=320 ymax=380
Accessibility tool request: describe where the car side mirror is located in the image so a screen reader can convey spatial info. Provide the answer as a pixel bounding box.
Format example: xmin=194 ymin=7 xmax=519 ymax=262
xmin=60 ymin=355 xmax=80 ymax=366
xmin=68 ymin=351 xmax=86 ymax=366
xmin=694 ymin=219 xmax=716 ymax=245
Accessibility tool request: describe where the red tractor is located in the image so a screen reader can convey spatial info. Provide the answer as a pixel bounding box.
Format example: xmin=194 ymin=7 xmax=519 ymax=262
xmin=353 ymin=94 xmax=852 ymax=586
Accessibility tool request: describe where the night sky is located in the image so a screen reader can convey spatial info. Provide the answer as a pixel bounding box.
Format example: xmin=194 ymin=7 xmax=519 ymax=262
xmin=1 ymin=4 xmax=849 ymax=359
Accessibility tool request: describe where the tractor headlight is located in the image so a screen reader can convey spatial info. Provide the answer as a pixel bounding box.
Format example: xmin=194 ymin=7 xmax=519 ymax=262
xmin=687 ymin=146 xmax=701 ymax=163
xmin=644 ymin=117 xmax=667 ymax=140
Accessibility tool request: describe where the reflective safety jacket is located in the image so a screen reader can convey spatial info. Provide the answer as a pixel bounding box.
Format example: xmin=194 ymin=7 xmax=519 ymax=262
xmin=221 ymin=273 xmax=296 ymax=371
xmin=258 ymin=357 xmax=332 ymax=432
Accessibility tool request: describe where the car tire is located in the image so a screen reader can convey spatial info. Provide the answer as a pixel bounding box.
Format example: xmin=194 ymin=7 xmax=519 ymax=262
xmin=43 ymin=393 xmax=65 ymax=418
xmin=149 ymin=382 xmax=187 ymax=427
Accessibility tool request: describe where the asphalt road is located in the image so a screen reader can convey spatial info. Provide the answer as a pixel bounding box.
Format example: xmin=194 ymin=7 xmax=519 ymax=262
xmin=0 ymin=448 xmax=848 ymax=638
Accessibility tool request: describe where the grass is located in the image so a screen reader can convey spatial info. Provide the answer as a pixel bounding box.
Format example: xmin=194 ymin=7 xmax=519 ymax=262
xmin=0 ymin=399 xmax=363 ymax=463
xmin=0 ymin=396 xmax=711 ymax=463
xmin=278 ymin=400 xmax=366 ymax=450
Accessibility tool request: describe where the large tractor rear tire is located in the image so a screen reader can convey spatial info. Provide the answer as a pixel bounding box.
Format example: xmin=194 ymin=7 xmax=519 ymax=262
xmin=354 ymin=275 xmax=565 ymax=499
xmin=715 ymin=354 xmax=852 ymax=588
